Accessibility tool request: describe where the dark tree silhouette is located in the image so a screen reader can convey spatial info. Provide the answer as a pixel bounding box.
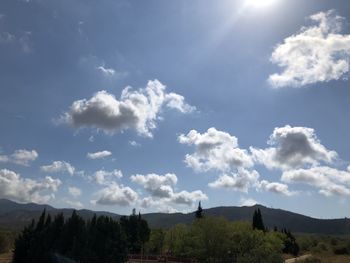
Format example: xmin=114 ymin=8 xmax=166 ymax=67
xmin=282 ymin=228 xmax=299 ymax=256
xmin=13 ymin=210 xmax=129 ymax=263
xmin=252 ymin=208 xmax=265 ymax=231
xmin=120 ymin=210 xmax=150 ymax=254
xmin=195 ymin=201 xmax=203 ymax=219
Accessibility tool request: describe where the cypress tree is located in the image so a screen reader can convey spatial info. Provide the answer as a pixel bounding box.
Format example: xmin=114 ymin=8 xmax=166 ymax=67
xmin=195 ymin=201 xmax=203 ymax=219
xmin=252 ymin=208 xmax=265 ymax=231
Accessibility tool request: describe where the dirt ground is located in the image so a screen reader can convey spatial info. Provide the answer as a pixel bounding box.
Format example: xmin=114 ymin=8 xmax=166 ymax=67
xmin=0 ymin=252 xmax=12 ymax=263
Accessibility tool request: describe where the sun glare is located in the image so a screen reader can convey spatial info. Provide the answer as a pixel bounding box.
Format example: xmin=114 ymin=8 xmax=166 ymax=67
xmin=245 ymin=0 xmax=277 ymax=8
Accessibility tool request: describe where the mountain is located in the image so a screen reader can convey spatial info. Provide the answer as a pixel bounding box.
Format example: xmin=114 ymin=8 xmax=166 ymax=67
xmin=0 ymin=199 xmax=349 ymax=235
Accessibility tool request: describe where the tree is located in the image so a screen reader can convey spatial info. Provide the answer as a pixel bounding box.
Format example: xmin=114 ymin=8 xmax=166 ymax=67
xmin=195 ymin=201 xmax=203 ymax=219
xmin=252 ymin=208 xmax=265 ymax=231
xmin=120 ymin=211 xmax=150 ymax=254
xmin=13 ymin=210 xmax=129 ymax=263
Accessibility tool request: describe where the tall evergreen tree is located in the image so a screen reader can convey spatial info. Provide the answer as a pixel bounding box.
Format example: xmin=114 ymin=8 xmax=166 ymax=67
xmin=13 ymin=209 xmax=129 ymax=263
xmin=252 ymin=208 xmax=265 ymax=231
xmin=195 ymin=201 xmax=203 ymax=219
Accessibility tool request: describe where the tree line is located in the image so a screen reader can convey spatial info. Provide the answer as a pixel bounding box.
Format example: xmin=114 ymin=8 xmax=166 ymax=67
xmin=12 ymin=203 xmax=300 ymax=263
xmin=13 ymin=209 xmax=150 ymax=263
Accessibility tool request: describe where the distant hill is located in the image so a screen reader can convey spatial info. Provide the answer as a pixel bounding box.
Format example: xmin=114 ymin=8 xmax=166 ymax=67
xmin=1 ymin=198 xmax=349 ymax=235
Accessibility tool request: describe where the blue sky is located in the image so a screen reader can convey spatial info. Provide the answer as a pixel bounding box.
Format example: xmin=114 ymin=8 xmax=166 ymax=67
xmin=1 ymin=0 xmax=350 ymax=218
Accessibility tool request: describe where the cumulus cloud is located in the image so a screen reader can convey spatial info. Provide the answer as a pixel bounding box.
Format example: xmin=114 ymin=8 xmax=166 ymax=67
xmin=59 ymin=80 xmax=195 ymax=137
xmin=92 ymin=169 xmax=123 ymax=185
xmin=239 ymin=197 xmax=258 ymax=206
xmin=68 ymin=186 xmax=82 ymax=197
xmin=281 ymin=166 xmax=350 ymax=196
xmin=178 ymin=127 xmax=253 ymax=172
xmin=131 ymin=173 xmax=207 ymax=206
xmin=92 ymin=183 xmax=138 ymax=206
xmin=0 ymin=169 xmax=61 ymax=203
xmin=40 ymin=161 xmax=75 ymax=176
xmin=0 ymin=149 xmax=38 ymax=166
xmin=251 ymin=125 xmax=337 ymax=170
xmin=269 ymin=10 xmax=350 ymax=88
xmin=258 ymin=180 xmax=296 ymax=196
xmin=87 ymin=150 xmax=112 ymax=160
xmin=208 ymin=169 xmax=260 ymax=192
xmin=131 ymin=173 xmax=177 ymax=198
xmin=171 ymin=190 xmax=208 ymax=205
xmin=139 ymin=197 xmax=179 ymax=213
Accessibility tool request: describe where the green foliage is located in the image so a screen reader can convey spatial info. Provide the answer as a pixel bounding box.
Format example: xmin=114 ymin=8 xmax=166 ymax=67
xmin=144 ymin=229 xmax=165 ymax=254
xmin=281 ymin=229 xmax=299 ymax=256
xmin=12 ymin=210 xmax=133 ymax=263
xmin=119 ymin=211 xmax=150 ymax=254
xmin=0 ymin=230 xmax=14 ymax=253
xmin=296 ymin=234 xmax=350 ymax=257
xmin=157 ymin=217 xmax=285 ymax=263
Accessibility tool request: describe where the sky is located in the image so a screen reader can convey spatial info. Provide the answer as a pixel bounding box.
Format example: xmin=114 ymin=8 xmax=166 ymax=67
xmin=1 ymin=0 xmax=350 ymax=218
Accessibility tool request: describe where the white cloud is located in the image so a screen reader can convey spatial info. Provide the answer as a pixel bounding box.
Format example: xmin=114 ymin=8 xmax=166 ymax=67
xmin=178 ymin=127 xmax=253 ymax=172
xmin=208 ymin=169 xmax=260 ymax=192
xmin=92 ymin=183 xmax=138 ymax=206
xmin=65 ymin=200 xmax=83 ymax=209
xmin=0 ymin=169 xmax=61 ymax=203
xmin=258 ymin=180 xmax=296 ymax=196
xmin=171 ymin=190 xmax=208 ymax=205
xmin=0 ymin=149 xmax=38 ymax=166
xmin=0 ymin=156 xmax=9 ymax=162
xmin=239 ymin=197 xmax=257 ymax=206
xmin=0 ymin=32 xmax=15 ymax=43
xmin=92 ymin=169 xmax=123 ymax=185
xmin=269 ymin=10 xmax=350 ymax=88
xmin=251 ymin=125 xmax=337 ymax=170
xmin=165 ymin=93 xmax=196 ymax=113
xmin=19 ymin=31 xmax=32 ymax=53
xmin=40 ymin=161 xmax=75 ymax=176
xmin=129 ymin=140 xmax=141 ymax=147
xmin=131 ymin=173 xmax=207 ymax=206
xmin=139 ymin=197 xmax=179 ymax=213
xmin=68 ymin=186 xmax=82 ymax=197
xmin=131 ymin=173 xmax=177 ymax=198
xmin=87 ymin=150 xmax=112 ymax=160
xmin=59 ymin=80 xmax=195 ymax=137
xmin=281 ymin=166 xmax=350 ymax=196
xmin=97 ymin=66 xmax=116 ymax=77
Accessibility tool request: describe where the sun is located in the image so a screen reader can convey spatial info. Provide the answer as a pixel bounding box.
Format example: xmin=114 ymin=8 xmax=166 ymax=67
xmin=245 ymin=0 xmax=278 ymax=8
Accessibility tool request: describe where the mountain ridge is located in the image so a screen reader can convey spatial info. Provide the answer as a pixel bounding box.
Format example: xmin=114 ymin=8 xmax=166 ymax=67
xmin=0 ymin=199 xmax=349 ymax=235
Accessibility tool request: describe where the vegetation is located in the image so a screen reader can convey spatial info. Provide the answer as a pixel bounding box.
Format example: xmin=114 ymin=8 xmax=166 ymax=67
xmin=0 ymin=229 xmax=15 ymax=254
xmin=252 ymin=208 xmax=265 ymax=231
xmin=10 ymin=203 xmax=350 ymax=263
xmin=195 ymin=201 xmax=203 ymax=219
xmin=157 ymin=217 xmax=285 ymax=263
xmin=13 ymin=209 xmax=150 ymax=263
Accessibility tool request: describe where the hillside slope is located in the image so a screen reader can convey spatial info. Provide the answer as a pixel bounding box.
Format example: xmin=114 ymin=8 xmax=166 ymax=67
xmin=0 ymin=199 xmax=349 ymax=235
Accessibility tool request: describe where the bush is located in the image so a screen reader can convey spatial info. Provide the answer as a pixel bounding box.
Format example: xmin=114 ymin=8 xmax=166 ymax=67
xmin=333 ymin=245 xmax=349 ymax=255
